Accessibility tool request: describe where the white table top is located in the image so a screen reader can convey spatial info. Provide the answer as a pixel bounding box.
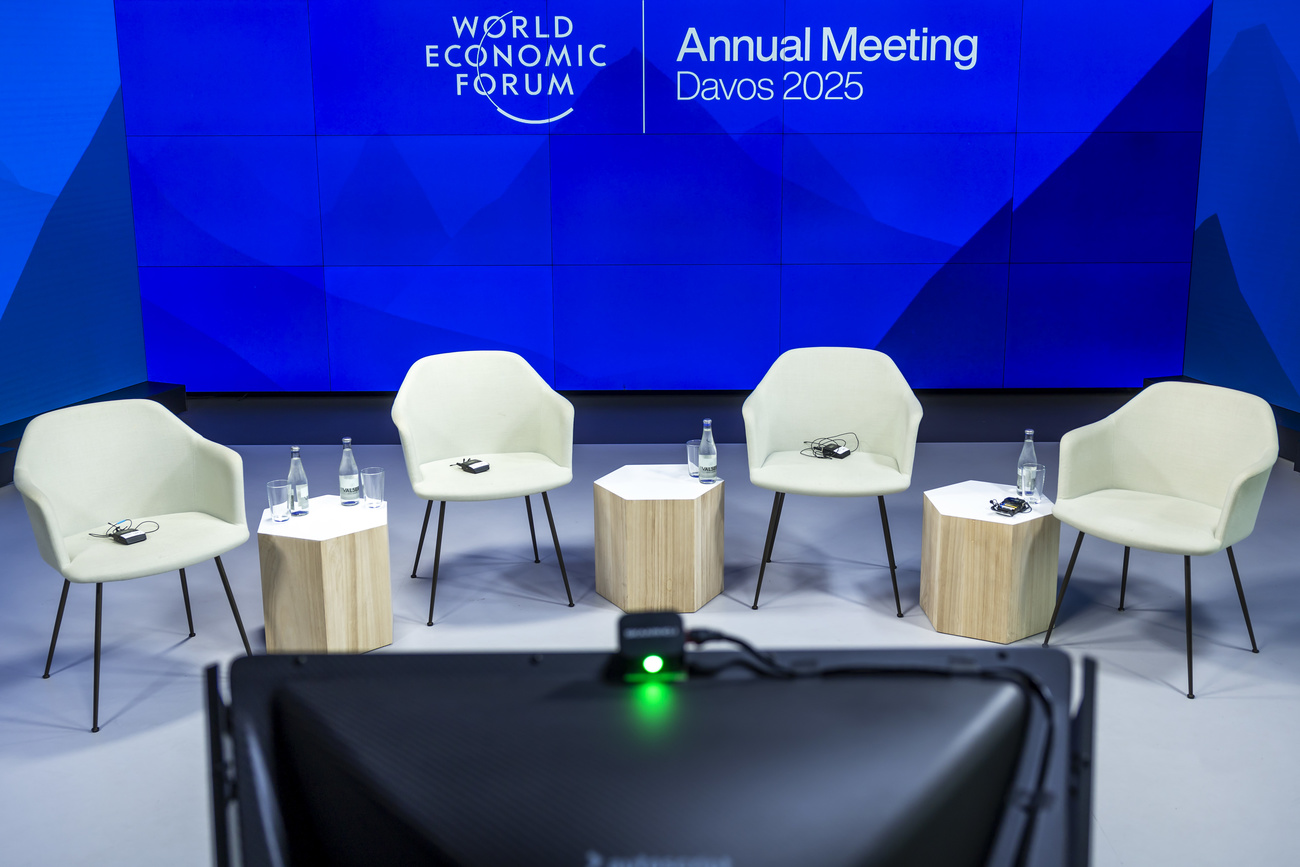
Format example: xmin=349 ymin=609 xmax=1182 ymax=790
xmin=258 ymin=494 xmax=388 ymax=541
xmin=594 ymin=464 xmax=722 ymax=500
xmin=924 ymin=480 xmax=1054 ymax=525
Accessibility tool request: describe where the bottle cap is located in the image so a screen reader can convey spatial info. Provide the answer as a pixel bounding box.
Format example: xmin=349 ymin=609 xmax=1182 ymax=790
xmin=343 ymin=437 xmax=352 ymax=445
xmin=291 ymin=445 xmax=300 ymax=453
xmin=704 ymin=418 xmax=712 ymax=425
xmin=1025 ymin=429 xmax=1034 ymax=436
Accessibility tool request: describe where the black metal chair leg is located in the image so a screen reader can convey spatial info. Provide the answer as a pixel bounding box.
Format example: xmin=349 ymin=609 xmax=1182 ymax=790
xmin=1226 ymin=547 xmax=1259 ymax=653
xmin=43 ymin=579 xmax=71 ymax=678
xmin=1044 ymin=531 xmax=1085 ymax=646
xmin=878 ymin=496 xmax=903 ymax=618
xmin=1184 ymin=556 xmax=1194 ymax=699
xmin=179 ymin=568 xmax=196 ymax=637
xmin=1118 ymin=547 xmax=1130 ymax=611
xmin=752 ymin=492 xmax=784 ymax=609
xmin=525 ymin=496 xmax=541 ymax=563
xmin=427 ymin=502 xmax=446 ymax=625
xmin=411 ymin=500 xmax=433 ymax=578
xmin=764 ymin=492 xmax=785 ymax=564
xmin=92 ymin=583 xmax=102 ymax=733
xmin=214 ymin=557 xmax=252 ymax=657
xmin=541 ymin=492 xmax=574 ymax=607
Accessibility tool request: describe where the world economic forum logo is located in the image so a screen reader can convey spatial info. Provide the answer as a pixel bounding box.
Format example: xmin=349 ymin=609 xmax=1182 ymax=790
xmin=425 ymin=10 xmax=608 ymax=124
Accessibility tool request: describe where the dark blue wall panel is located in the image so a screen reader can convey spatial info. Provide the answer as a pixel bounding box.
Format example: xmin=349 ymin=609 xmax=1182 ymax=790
xmin=324 ymin=265 xmax=554 ymax=390
xmin=140 ymin=266 xmax=330 ymax=390
xmin=554 ymin=265 xmax=780 ymax=389
xmin=783 ymin=133 xmax=1014 ymax=263
xmin=128 ymin=135 xmax=322 ymax=266
xmin=872 ymin=262 xmax=1010 ymax=388
xmin=1017 ymin=0 xmax=1211 ymax=133
xmin=318 ymin=136 xmax=550 ymax=265
xmin=780 ymin=263 xmax=942 ymax=351
xmin=550 ymin=134 xmax=782 ymax=265
xmin=115 ymin=0 xmax=315 ymax=135
xmin=1010 ymin=132 xmax=1201 ymax=263
xmin=1005 ymin=263 xmax=1188 ymax=387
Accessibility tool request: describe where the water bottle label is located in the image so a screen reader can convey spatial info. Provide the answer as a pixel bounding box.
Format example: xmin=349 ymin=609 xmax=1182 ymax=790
xmin=340 ymin=475 xmax=360 ymax=501
xmin=292 ymin=484 xmax=310 ymax=513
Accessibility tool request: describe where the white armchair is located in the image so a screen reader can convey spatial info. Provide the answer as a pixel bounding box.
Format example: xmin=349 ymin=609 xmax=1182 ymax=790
xmin=743 ymin=347 xmax=924 ymax=612
xmin=391 ymin=351 xmax=575 ymax=625
xmin=14 ymin=398 xmax=254 ymax=732
xmin=1043 ymin=381 xmax=1278 ymax=698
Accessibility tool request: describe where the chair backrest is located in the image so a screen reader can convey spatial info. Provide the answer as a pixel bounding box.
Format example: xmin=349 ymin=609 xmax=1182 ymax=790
xmin=391 ymin=351 xmax=573 ymax=476
xmin=1109 ymin=381 xmax=1278 ymax=507
xmin=743 ymin=347 xmax=923 ymax=473
xmin=14 ymin=399 xmax=220 ymax=543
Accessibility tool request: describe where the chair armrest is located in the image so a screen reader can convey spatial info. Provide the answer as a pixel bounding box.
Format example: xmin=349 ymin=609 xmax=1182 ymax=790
xmin=1057 ymin=417 xmax=1115 ymax=500
xmin=190 ymin=437 xmax=247 ymax=527
xmin=1215 ymin=455 xmax=1276 ymax=548
xmin=890 ymin=390 xmax=924 ymax=477
xmin=742 ymin=389 xmax=769 ymax=471
xmin=391 ymin=397 xmax=420 ymax=471
xmin=12 ymin=471 xmax=70 ymax=572
xmin=391 ymin=398 xmax=428 ymax=488
xmin=536 ymin=389 xmax=575 ymax=470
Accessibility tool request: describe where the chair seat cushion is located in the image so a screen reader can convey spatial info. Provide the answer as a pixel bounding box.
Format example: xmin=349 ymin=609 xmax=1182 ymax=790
xmin=749 ymin=450 xmax=910 ymax=497
xmin=61 ymin=512 xmax=250 ymax=583
xmin=412 ymin=452 xmax=572 ymax=502
xmin=1053 ymin=489 xmax=1224 ymax=556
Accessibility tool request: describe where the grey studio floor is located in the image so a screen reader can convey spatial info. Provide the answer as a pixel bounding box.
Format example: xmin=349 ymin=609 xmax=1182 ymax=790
xmin=1 ymin=440 xmax=1298 ymax=867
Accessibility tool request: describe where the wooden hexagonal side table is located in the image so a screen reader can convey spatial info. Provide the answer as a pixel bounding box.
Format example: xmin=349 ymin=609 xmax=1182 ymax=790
xmin=920 ymin=480 xmax=1060 ymax=644
xmin=257 ymin=495 xmax=393 ymax=653
xmin=594 ymin=464 xmax=724 ymax=613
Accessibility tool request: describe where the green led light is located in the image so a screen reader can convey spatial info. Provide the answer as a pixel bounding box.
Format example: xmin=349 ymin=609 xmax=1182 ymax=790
xmin=642 ymin=654 xmax=665 ymax=674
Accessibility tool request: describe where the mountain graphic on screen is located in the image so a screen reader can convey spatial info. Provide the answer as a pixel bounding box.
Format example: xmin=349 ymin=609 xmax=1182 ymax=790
xmin=0 ymin=170 xmax=56 ymax=316
xmin=1189 ymin=22 xmax=1300 ymax=409
xmin=1186 ymin=214 xmax=1300 ymax=407
xmin=878 ymin=8 xmax=1211 ymax=387
xmin=130 ymin=136 xmax=322 ymax=267
xmin=437 ymin=142 xmax=551 ymax=265
xmin=0 ymin=88 xmax=146 ymax=422
xmin=325 ymin=135 xmax=451 ymax=265
xmin=323 ymin=135 xmax=551 ymax=266
xmin=128 ymin=158 xmax=266 ymax=266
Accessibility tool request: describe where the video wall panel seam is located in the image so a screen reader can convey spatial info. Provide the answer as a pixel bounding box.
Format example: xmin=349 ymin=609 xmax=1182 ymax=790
xmin=304 ymin=0 xmax=335 ymax=389
xmin=1003 ymin=0 xmax=1024 ymax=389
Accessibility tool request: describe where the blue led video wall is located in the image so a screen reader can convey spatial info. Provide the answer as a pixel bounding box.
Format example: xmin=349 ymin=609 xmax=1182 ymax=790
xmin=115 ymin=0 xmax=1212 ymax=391
xmin=0 ymin=1 xmax=146 ymax=427
xmin=1187 ymin=0 xmax=1300 ymax=415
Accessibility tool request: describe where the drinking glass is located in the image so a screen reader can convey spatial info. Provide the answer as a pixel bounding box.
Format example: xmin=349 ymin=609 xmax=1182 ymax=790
xmin=686 ymin=440 xmax=701 ymax=477
xmin=1020 ymin=463 xmax=1046 ymax=504
xmin=267 ymin=480 xmax=291 ymax=522
xmin=361 ymin=468 xmax=385 ymax=508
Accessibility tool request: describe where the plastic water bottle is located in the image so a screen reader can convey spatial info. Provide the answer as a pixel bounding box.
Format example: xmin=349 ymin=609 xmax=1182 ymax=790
xmin=1016 ymin=429 xmax=1037 ymax=497
xmin=288 ymin=446 xmax=310 ymax=516
xmin=698 ymin=418 xmax=718 ymax=484
xmin=339 ymin=438 xmax=360 ymax=506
